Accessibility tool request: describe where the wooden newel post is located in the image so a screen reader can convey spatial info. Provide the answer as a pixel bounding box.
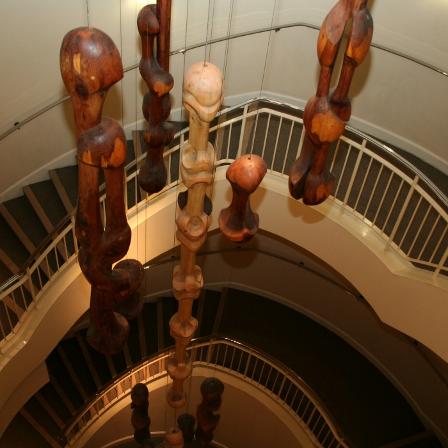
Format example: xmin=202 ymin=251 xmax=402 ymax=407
xmin=289 ymin=0 xmax=373 ymax=205
xmin=60 ymin=28 xmax=143 ymax=355
xmin=166 ymin=62 xmax=223 ymax=413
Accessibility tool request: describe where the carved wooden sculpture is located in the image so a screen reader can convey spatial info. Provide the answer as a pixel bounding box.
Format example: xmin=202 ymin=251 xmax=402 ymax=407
xmin=137 ymin=1 xmax=174 ymax=195
xmin=219 ymin=154 xmax=267 ymax=242
xmin=166 ymin=62 xmax=223 ymax=410
xmin=60 ymin=28 xmax=143 ymax=355
xmin=131 ymin=383 xmax=152 ymax=445
xmin=196 ymin=377 xmax=224 ymax=447
xmin=165 ymin=428 xmax=184 ymax=448
xmin=289 ymin=0 xmax=373 ymax=205
xmin=177 ymin=413 xmax=196 ymax=443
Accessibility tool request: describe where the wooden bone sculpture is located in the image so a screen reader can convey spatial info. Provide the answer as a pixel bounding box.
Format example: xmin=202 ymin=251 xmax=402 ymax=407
xmin=196 ymin=377 xmax=224 ymax=447
xmin=166 ymin=62 xmax=223 ymax=412
xmin=289 ymin=0 xmax=373 ymax=205
xmin=60 ymin=28 xmax=143 ymax=355
xmin=131 ymin=383 xmax=151 ymax=445
xmin=137 ymin=1 xmax=174 ymax=195
xmin=219 ymin=154 xmax=267 ymax=243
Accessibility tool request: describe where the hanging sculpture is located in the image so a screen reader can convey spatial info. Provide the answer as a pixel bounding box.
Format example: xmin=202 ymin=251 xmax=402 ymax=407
xmin=219 ymin=154 xmax=267 ymax=242
xmin=177 ymin=413 xmax=196 ymax=443
xmin=131 ymin=383 xmax=152 ymax=446
xmin=60 ymin=28 xmax=144 ymax=355
xmin=166 ymin=61 xmax=223 ymax=413
xmin=137 ymin=1 xmax=174 ymax=195
xmin=196 ymin=377 xmax=224 ymax=447
xmin=289 ymin=0 xmax=373 ymax=205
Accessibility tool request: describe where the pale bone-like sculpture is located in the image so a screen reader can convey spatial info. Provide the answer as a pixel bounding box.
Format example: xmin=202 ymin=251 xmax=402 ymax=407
xmin=219 ymin=154 xmax=267 ymax=242
xmin=166 ymin=62 xmax=223 ymax=409
xmin=289 ymin=0 xmax=373 ymax=205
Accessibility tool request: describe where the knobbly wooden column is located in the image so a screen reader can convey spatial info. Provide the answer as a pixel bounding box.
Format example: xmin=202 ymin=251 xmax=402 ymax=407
xmin=137 ymin=1 xmax=174 ymax=195
xmin=166 ymin=62 xmax=223 ymax=412
xmin=131 ymin=383 xmax=151 ymax=445
xmin=289 ymin=0 xmax=373 ymax=205
xmin=196 ymin=377 xmax=224 ymax=447
xmin=219 ymin=154 xmax=267 ymax=243
xmin=60 ymin=28 xmax=143 ymax=355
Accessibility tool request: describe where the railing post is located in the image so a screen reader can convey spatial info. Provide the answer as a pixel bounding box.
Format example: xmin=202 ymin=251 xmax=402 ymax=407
xmin=237 ymin=104 xmax=249 ymax=158
xmin=388 ymin=174 xmax=419 ymax=247
xmin=435 ymin=246 xmax=448 ymax=277
xmin=342 ymin=139 xmax=365 ymax=205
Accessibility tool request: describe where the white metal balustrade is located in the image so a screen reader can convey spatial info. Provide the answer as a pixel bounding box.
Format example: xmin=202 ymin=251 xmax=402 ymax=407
xmin=64 ymin=338 xmax=348 ymax=448
xmin=0 ymin=99 xmax=447 ymax=346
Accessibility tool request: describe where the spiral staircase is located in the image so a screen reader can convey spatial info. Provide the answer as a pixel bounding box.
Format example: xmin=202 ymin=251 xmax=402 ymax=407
xmin=0 ymin=100 xmax=447 ymax=447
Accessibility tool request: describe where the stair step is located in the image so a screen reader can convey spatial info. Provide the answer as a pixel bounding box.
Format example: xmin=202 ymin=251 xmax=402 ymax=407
xmin=0 ymin=412 xmax=54 ymax=448
xmin=24 ymin=180 xmax=67 ymax=231
xmin=49 ymin=170 xmax=75 ymax=213
xmin=53 ymin=166 xmax=78 ymax=211
xmin=0 ymin=215 xmax=30 ymax=269
xmin=24 ymin=397 xmax=66 ymax=446
xmin=39 ymin=383 xmax=72 ymax=426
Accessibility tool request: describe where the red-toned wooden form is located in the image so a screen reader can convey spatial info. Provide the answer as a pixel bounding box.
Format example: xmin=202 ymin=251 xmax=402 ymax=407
xmin=60 ymin=27 xmax=143 ymax=355
xmin=137 ymin=1 xmax=174 ymax=195
xmin=289 ymin=0 xmax=373 ymax=205
xmin=131 ymin=383 xmax=151 ymax=445
xmin=219 ymin=154 xmax=267 ymax=242
xmin=196 ymin=377 xmax=224 ymax=447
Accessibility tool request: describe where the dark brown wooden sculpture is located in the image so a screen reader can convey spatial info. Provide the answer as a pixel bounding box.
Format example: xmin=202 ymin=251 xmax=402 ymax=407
xmin=289 ymin=0 xmax=373 ymax=205
xmin=60 ymin=27 xmax=143 ymax=355
xmin=177 ymin=413 xmax=195 ymax=443
xmin=137 ymin=1 xmax=174 ymax=195
xmin=219 ymin=154 xmax=267 ymax=242
xmin=196 ymin=377 xmax=224 ymax=447
xmin=131 ymin=383 xmax=152 ymax=445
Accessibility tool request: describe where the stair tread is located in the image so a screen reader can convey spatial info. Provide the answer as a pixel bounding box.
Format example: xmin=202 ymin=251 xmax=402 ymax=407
xmin=27 ymin=180 xmax=67 ymax=228
xmin=54 ymin=166 xmax=78 ymax=210
xmin=0 ymin=215 xmax=30 ymax=268
xmin=3 ymin=196 xmax=48 ymax=248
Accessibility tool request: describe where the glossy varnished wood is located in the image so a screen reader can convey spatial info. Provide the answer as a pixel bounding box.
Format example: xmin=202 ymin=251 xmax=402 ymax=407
xmin=289 ymin=0 xmax=373 ymax=205
xmin=60 ymin=27 xmax=143 ymax=355
xmin=137 ymin=2 xmax=174 ymax=195
xmin=219 ymin=154 xmax=267 ymax=242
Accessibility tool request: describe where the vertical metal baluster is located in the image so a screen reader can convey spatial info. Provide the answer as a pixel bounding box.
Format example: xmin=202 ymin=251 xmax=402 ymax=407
xmin=281 ymin=120 xmax=294 ymax=173
xmin=362 ymin=164 xmax=384 ymax=220
xmin=429 ymin=225 xmax=447 ymax=266
xmin=26 ymin=267 xmax=36 ymax=303
xmin=381 ymin=178 xmax=404 ymax=232
xmin=243 ymin=353 xmax=251 ymax=377
xmin=71 ymin=216 xmax=79 ymax=254
xmin=435 ymin=246 xmax=448 ymax=276
xmin=353 ymin=156 xmax=373 ymax=211
xmin=260 ymin=114 xmax=272 ymax=159
xmin=227 ymin=123 xmax=233 ymax=159
xmin=277 ymin=375 xmax=286 ymax=399
xmin=20 ymin=284 xmax=27 ymax=310
xmin=417 ymin=215 xmax=440 ymax=261
xmin=45 ymin=255 xmax=51 ymax=280
xmin=329 ymin=139 xmax=342 ymax=172
xmin=237 ymin=104 xmax=249 ymax=157
xmin=229 ymin=346 xmax=236 ymax=370
xmin=269 ymin=117 xmax=282 ymax=170
xmin=342 ymin=142 xmax=364 ymax=205
xmin=36 ymin=266 xmax=43 ymax=291
xmin=295 ymin=124 xmax=306 ymax=159
xmin=397 ymin=196 xmax=422 ymax=249
xmin=250 ymin=113 xmax=261 ymax=153
xmin=258 ymin=362 xmax=266 ymax=385
xmin=334 ymin=145 xmax=352 ymax=198
xmin=407 ymin=203 xmax=431 ymax=258
xmin=63 ymin=234 xmax=69 ymax=260
xmin=54 ymin=247 xmax=60 ymax=271
xmin=372 ymin=170 xmax=393 ymax=226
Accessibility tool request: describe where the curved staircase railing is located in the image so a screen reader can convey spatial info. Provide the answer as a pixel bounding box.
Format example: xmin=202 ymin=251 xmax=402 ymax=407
xmin=0 ymin=98 xmax=447 ymax=347
xmin=65 ymin=337 xmax=349 ymax=448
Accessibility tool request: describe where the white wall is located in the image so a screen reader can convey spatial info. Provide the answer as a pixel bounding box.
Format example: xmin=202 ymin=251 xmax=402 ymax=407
xmin=1 ymin=0 xmax=448 ymax=199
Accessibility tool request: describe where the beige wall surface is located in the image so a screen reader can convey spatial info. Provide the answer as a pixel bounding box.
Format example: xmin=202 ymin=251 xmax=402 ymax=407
xmin=1 ymin=0 xmax=447 ymax=198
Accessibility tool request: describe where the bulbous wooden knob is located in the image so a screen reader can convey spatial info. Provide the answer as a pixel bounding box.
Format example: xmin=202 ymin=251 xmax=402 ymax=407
xmin=183 ymin=62 xmax=223 ymax=123
xmin=219 ymin=154 xmax=267 ymax=242
xmin=60 ymin=27 xmax=123 ymax=98
xmin=165 ymin=427 xmax=184 ymax=448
